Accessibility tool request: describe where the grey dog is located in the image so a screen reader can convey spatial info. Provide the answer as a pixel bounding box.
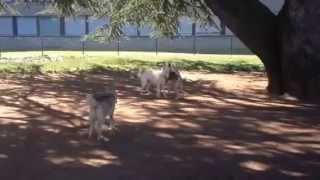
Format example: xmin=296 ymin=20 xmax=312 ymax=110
xmin=87 ymin=87 xmax=117 ymax=141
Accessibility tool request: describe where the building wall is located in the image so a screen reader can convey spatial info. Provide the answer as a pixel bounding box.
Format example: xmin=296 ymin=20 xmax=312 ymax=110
xmin=0 ymin=36 xmax=250 ymax=54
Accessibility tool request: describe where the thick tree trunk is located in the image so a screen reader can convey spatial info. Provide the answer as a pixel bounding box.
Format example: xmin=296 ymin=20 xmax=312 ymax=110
xmin=205 ymin=0 xmax=284 ymax=95
xmin=206 ymin=0 xmax=320 ymax=100
xmin=279 ymin=1 xmax=320 ymax=100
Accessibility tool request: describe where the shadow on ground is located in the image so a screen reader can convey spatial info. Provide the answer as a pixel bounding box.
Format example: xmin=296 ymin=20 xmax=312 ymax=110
xmin=0 ymin=71 xmax=319 ymax=180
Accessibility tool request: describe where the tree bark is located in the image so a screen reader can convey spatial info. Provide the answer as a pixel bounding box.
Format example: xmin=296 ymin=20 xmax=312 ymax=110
xmin=205 ymin=0 xmax=320 ymax=100
xmin=204 ymin=0 xmax=284 ymax=95
xmin=279 ymin=0 xmax=320 ymax=100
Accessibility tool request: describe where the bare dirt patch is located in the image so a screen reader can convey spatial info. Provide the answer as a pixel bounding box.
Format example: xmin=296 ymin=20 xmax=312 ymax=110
xmin=0 ymin=71 xmax=319 ymax=180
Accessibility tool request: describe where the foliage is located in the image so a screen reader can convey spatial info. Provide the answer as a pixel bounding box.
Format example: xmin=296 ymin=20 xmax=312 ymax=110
xmin=58 ymin=0 xmax=214 ymax=40
xmin=0 ymin=0 xmax=216 ymax=41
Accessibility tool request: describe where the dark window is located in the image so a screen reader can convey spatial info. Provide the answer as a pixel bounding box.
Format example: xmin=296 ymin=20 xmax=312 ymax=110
xmin=138 ymin=26 xmax=153 ymax=36
xmin=65 ymin=17 xmax=86 ymax=36
xmin=39 ymin=17 xmax=60 ymax=36
xmin=17 ymin=17 xmax=37 ymax=36
xmin=196 ymin=17 xmax=222 ymax=36
xmin=88 ymin=17 xmax=108 ymax=33
xmin=122 ymin=24 xmax=138 ymax=36
xmin=178 ymin=17 xmax=193 ymax=36
xmin=0 ymin=17 xmax=13 ymax=36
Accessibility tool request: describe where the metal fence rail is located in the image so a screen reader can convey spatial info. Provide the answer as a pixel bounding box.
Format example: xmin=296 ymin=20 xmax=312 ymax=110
xmin=0 ymin=35 xmax=252 ymax=57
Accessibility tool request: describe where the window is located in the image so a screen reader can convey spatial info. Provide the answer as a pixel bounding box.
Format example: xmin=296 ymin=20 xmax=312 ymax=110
xmin=138 ymin=26 xmax=153 ymax=36
xmin=0 ymin=17 xmax=13 ymax=36
xmin=178 ymin=17 xmax=193 ymax=36
xmin=196 ymin=16 xmax=221 ymax=36
xmin=196 ymin=23 xmax=221 ymax=36
xmin=89 ymin=17 xmax=108 ymax=33
xmin=17 ymin=17 xmax=37 ymax=36
xmin=65 ymin=17 xmax=86 ymax=36
xmin=122 ymin=24 xmax=138 ymax=36
xmin=39 ymin=17 xmax=60 ymax=36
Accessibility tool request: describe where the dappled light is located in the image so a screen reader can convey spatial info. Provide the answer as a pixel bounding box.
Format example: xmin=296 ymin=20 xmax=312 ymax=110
xmin=240 ymin=160 xmax=271 ymax=172
xmin=0 ymin=70 xmax=319 ymax=179
xmin=280 ymin=169 xmax=307 ymax=178
xmin=0 ymin=154 xmax=8 ymax=159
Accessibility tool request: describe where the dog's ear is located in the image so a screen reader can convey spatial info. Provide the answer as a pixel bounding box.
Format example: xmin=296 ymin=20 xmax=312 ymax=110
xmin=171 ymin=62 xmax=179 ymax=71
xmin=168 ymin=62 xmax=175 ymax=71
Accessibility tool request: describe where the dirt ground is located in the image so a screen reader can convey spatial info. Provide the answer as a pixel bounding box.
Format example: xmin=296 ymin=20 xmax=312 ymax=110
xmin=0 ymin=71 xmax=319 ymax=180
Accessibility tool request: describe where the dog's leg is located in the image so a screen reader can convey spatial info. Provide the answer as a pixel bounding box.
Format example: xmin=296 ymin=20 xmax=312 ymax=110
xmin=96 ymin=107 xmax=105 ymax=141
xmin=109 ymin=103 xmax=116 ymax=130
xmin=88 ymin=107 xmax=96 ymax=138
xmin=145 ymin=80 xmax=152 ymax=95
xmin=108 ymin=114 xmax=114 ymax=130
xmin=141 ymin=79 xmax=152 ymax=95
xmin=160 ymin=80 xmax=168 ymax=98
xmin=175 ymin=80 xmax=184 ymax=99
xmin=156 ymin=82 xmax=161 ymax=98
xmin=140 ymin=78 xmax=148 ymax=94
xmin=87 ymin=95 xmax=98 ymax=138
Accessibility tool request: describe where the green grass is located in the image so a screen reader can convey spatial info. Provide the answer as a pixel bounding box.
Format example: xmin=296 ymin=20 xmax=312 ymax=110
xmin=0 ymin=51 xmax=264 ymax=74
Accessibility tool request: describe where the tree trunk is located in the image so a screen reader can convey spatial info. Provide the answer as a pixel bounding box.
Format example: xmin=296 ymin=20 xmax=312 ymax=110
xmin=205 ymin=0 xmax=284 ymax=95
xmin=206 ymin=0 xmax=320 ymax=100
xmin=279 ymin=0 xmax=320 ymax=100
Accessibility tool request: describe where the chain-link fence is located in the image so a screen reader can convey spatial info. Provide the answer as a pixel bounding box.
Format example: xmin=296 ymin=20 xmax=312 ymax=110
xmin=0 ymin=35 xmax=252 ymax=58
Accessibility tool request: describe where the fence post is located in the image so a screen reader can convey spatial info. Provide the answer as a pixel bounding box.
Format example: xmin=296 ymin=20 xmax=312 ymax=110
xmin=82 ymin=41 xmax=85 ymax=56
xmin=41 ymin=38 xmax=44 ymax=56
xmin=155 ymin=38 xmax=158 ymax=56
xmin=230 ymin=36 xmax=233 ymax=57
xmin=193 ymin=35 xmax=196 ymax=55
xmin=117 ymin=38 xmax=120 ymax=56
xmin=192 ymin=22 xmax=196 ymax=55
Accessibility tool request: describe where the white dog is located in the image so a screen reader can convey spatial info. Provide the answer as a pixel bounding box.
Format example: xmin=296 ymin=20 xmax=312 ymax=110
xmin=87 ymin=87 xmax=117 ymax=140
xmin=137 ymin=66 xmax=170 ymax=98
